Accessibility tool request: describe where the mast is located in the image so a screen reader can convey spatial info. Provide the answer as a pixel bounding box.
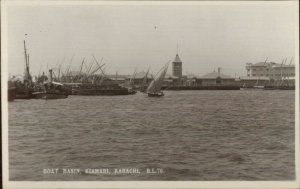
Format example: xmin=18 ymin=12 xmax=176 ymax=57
xmin=287 ymin=57 xmax=293 ymax=86
xmin=92 ymin=55 xmax=106 ymax=84
xmin=24 ymin=40 xmax=27 ymax=71
xmin=115 ymin=71 xmax=118 ymax=83
xmin=23 ymin=40 xmax=32 ymax=87
xmin=129 ymin=69 xmax=137 ymax=88
xmin=23 ymin=40 xmax=28 ymax=82
xmin=279 ymin=58 xmax=286 ymax=86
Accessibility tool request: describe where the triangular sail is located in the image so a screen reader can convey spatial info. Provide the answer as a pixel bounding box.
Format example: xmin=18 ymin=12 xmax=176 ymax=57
xmin=147 ymin=64 xmax=168 ymax=94
xmin=147 ymin=76 xmax=156 ymax=94
xmin=140 ymin=69 xmax=149 ymax=91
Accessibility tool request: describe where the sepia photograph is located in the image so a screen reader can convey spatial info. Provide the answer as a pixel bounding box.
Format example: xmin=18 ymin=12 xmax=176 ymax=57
xmin=1 ymin=0 xmax=299 ymax=188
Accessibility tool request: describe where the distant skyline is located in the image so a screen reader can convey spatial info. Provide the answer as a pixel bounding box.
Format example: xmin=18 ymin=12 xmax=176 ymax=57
xmin=4 ymin=1 xmax=297 ymax=78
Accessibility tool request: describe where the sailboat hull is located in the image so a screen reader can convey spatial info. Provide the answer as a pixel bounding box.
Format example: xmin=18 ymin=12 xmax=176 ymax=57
xmin=148 ymin=92 xmax=164 ymax=97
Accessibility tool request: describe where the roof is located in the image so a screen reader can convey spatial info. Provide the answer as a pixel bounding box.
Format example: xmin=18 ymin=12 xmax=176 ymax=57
xmin=251 ymin=62 xmax=282 ymax=67
xmin=199 ymin=71 xmax=233 ymax=79
xmin=173 ymin=54 xmax=182 ymax=63
xmin=272 ymin=64 xmax=295 ymax=68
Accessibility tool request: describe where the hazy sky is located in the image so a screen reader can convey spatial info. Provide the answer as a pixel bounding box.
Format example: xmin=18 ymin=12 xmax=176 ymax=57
xmin=5 ymin=2 xmax=297 ymax=77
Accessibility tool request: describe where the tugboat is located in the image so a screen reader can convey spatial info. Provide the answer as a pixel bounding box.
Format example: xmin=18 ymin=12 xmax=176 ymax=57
xmin=32 ymin=69 xmax=68 ymax=99
xmin=147 ymin=63 xmax=168 ymax=97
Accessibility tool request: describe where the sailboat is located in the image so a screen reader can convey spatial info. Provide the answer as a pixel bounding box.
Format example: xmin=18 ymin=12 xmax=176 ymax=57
xmin=140 ymin=68 xmax=149 ymax=93
xmin=146 ymin=63 xmax=168 ymax=97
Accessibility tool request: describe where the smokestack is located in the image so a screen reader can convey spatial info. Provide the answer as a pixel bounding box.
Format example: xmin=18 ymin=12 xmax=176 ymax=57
xmin=218 ymin=67 xmax=221 ymax=75
xmin=49 ymin=69 xmax=53 ymax=82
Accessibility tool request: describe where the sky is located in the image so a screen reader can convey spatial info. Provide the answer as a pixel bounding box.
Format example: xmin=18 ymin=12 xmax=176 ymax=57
xmin=5 ymin=2 xmax=298 ymax=78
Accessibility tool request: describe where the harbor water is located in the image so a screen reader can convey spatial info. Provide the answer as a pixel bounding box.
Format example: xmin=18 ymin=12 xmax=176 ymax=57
xmin=8 ymin=90 xmax=295 ymax=181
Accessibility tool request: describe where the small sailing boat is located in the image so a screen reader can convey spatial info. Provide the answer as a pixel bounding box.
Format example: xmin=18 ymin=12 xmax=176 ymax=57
xmin=146 ymin=63 xmax=168 ymax=97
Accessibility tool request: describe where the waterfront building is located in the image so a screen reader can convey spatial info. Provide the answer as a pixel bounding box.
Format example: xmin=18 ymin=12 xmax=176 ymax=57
xmin=195 ymin=68 xmax=236 ymax=86
xmin=172 ymin=54 xmax=183 ymax=78
xmin=246 ymin=62 xmax=295 ymax=80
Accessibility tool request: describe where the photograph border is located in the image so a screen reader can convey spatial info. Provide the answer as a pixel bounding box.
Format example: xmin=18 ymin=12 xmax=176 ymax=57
xmin=1 ymin=1 xmax=299 ymax=188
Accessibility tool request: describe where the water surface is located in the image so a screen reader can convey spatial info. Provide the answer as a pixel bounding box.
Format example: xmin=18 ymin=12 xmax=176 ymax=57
xmin=8 ymin=90 xmax=295 ymax=180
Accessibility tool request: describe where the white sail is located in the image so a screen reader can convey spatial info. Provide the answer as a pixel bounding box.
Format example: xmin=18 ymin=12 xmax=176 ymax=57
xmin=140 ymin=69 xmax=149 ymax=91
xmin=147 ymin=65 xmax=168 ymax=94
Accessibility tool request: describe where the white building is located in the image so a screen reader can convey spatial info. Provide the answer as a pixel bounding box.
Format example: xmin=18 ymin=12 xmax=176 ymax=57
xmin=246 ymin=62 xmax=295 ymax=81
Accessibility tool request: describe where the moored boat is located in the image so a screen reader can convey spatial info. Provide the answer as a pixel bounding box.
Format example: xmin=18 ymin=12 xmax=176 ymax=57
xmin=73 ymin=83 xmax=136 ymax=96
xmin=33 ymin=70 xmax=68 ymax=100
xmin=32 ymin=91 xmax=68 ymax=99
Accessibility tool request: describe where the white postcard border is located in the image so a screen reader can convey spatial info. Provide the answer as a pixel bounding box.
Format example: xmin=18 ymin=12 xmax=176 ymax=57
xmin=1 ymin=1 xmax=299 ymax=189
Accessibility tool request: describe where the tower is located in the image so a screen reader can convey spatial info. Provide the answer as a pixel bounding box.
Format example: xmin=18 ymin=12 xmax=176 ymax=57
xmin=172 ymin=54 xmax=182 ymax=78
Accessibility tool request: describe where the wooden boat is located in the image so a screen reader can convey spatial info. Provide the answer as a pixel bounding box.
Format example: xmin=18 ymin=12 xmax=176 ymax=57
xmin=33 ymin=70 xmax=68 ymax=100
xmin=32 ymin=91 xmax=68 ymax=99
xmin=147 ymin=63 xmax=168 ymax=97
xmin=74 ymin=83 xmax=136 ymax=96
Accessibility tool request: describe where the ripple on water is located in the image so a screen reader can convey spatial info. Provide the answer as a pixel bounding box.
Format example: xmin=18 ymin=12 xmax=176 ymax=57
xmin=8 ymin=90 xmax=295 ymax=181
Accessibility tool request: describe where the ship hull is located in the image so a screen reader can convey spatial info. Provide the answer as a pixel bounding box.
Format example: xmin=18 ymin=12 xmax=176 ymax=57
xmin=14 ymin=94 xmax=35 ymax=99
xmin=75 ymin=89 xmax=135 ymax=96
xmin=33 ymin=92 xmax=68 ymax=99
xmin=8 ymin=88 xmax=16 ymax=101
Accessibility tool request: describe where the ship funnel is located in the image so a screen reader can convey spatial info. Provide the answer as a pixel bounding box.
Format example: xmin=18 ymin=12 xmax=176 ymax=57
xmin=49 ymin=69 xmax=53 ymax=82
